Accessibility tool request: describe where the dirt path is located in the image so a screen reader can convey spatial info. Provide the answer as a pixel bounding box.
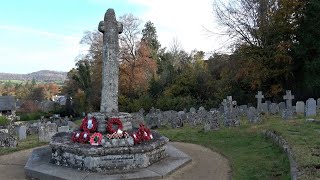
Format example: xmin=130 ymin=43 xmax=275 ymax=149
xmin=0 ymin=142 xmax=231 ymax=180
xmin=165 ymin=142 xmax=231 ymax=180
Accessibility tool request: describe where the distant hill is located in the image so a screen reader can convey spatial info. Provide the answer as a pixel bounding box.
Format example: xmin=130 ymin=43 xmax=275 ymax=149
xmin=0 ymin=70 xmax=67 ymax=82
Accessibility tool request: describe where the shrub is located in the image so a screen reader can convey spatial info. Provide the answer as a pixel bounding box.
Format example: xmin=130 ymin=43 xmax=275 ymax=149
xmin=0 ymin=116 xmax=9 ymax=126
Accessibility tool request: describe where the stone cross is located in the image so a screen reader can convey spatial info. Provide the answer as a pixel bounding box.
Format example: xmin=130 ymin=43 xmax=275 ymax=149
xmin=283 ymin=90 xmax=294 ymax=110
xmin=98 ymin=9 xmax=123 ymax=113
xmin=255 ymin=91 xmax=264 ymax=111
xmin=222 ymin=99 xmax=227 ymax=112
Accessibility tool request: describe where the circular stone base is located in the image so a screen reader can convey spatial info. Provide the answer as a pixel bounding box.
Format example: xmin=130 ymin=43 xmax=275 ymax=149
xmin=50 ymin=131 xmax=169 ymax=174
xmin=25 ymin=144 xmax=191 ymax=180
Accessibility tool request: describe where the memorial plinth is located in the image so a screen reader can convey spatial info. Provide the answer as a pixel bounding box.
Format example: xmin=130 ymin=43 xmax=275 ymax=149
xmin=50 ymin=131 xmax=169 ymax=173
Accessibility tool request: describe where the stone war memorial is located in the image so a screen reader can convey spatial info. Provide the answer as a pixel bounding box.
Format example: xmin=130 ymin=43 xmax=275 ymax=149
xmin=24 ymin=9 xmax=191 ymax=180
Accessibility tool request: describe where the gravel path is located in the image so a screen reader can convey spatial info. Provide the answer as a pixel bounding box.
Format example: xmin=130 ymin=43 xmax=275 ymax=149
xmin=165 ymin=142 xmax=231 ymax=180
xmin=0 ymin=142 xmax=231 ymax=180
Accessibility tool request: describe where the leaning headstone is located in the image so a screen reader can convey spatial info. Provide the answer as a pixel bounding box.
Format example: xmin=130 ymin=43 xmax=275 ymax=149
xmin=269 ymin=103 xmax=279 ymax=115
xmin=39 ymin=123 xmax=58 ymax=142
xmin=295 ymin=101 xmax=305 ymax=114
xmin=99 ymin=8 xmax=123 ymax=113
xmin=247 ymin=107 xmax=260 ymax=123
xmin=18 ymin=125 xmax=27 ymax=140
xmin=305 ymin=98 xmax=317 ymax=117
xmin=255 ymin=91 xmax=264 ymax=111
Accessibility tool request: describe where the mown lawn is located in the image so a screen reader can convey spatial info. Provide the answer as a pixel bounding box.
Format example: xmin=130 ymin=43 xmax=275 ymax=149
xmin=158 ymin=122 xmax=291 ymax=180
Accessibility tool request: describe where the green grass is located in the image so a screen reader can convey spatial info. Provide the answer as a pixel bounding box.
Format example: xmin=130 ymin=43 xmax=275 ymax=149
xmin=158 ymin=123 xmax=290 ymax=180
xmin=0 ymin=135 xmax=48 ymax=156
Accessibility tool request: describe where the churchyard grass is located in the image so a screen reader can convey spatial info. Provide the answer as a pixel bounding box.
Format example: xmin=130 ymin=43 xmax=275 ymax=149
xmin=158 ymin=123 xmax=290 ymax=180
xmin=0 ymin=134 xmax=47 ymax=156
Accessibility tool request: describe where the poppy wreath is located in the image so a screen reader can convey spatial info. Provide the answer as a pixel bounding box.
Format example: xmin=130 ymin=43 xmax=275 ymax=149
xmin=107 ymin=129 xmax=129 ymax=139
xmin=90 ymin=132 xmax=103 ymax=145
xmin=79 ymin=131 xmax=91 ymax=144
xmin=71 ymin=131 xmax=82 ymax=143
xmin=132 ymin=123 xmax=153 ymax=144
xmin=80 ymin=116 xmax=98 ymax=133
xmin=106 ymin=118 xmax=123 ymax=134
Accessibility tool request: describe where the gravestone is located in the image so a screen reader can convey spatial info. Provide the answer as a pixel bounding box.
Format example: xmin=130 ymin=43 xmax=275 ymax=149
xmin=317 ymin=98 xmax=320 ymax=109
xmin=247 ymin=107 xmax=260 ymax=123
xmin=265 ymin=100 xmax=272 ymax=109
xmin=283 ymin=90 xmax=294 ymax=110
xmin=39 ymin=123 xmax=57 ymax=142
xmin=269 ymin=103 xmax=279 ymax=115
xmin=0 ymin=132 xmax=17 ymax=147
xmin=190 ymin=107 xmax=196 ymax=113
xmin=222 ymin=99 xmax=227 ymax=112
xmin=255 ymin=91 xmax=264 ymax=111
xmin=18 ymin=125 xmax=26 ymax=140
xmin=295 ymin=101 xmax=305 ymax=114
xmin=279 ymin=102 xmax=286 ymax=112
xmin=239 ymin=105 xmax=248 ymax=116
xmin=260 ymin=103 xmax=269 ymax=114
xmin=224 ymin=96 xmax=240 ymax=127
xmin=282 ymin=90 xmax=295 ymax=119
xmin=305 ymin=98 xmax=317 ymax=117
xmin=98 ymin=9 xmax=123 ymax=113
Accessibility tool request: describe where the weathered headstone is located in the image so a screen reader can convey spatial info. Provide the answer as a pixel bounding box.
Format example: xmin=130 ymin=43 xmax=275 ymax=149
xmin=247 ymin=107 xmax=260 ymax=123
xmin=279 ymin=102 xmax=286 ymax=112
xmin=255 ymin=91 xmax=264 ymax=111
xmin=18 ymin=125 xmax=26 ymax=140
xmin=282 ymin=90 xmax=295 ymax=119
xmin=283 ymin=90 xmax=294 ymax=110
xmin=239 ymin=105 xmax=248 ymax=116
xmin=305 ymin=98 xmax=317 ymax=117
xmin=222 ymin=99 xmax=227 ymax=112
xmin=260 ymin=103 xmax=269 ymax=114
xmin=0 ymin=132 xmax=17 ymax=147
xmin=317 ymin=98 xmax=320 ymax=109
xmin=295 ymin=101 xmax=305 ymax=114
xmin=224 ymin=96 xmax=240 ymax=127
xmin=269 ymin=103 xmax=279 ymax=115
xmin=98 ymin=8 xmax=123 ymax=113
xmin=39 ymin=123 xmax=57 ymax=142
xmin=190 ymin=107 xmax=196 ymax=113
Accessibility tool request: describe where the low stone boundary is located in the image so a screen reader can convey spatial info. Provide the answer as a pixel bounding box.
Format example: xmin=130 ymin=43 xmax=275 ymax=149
xmin=264 ymin=130 xmax=299 ymax=180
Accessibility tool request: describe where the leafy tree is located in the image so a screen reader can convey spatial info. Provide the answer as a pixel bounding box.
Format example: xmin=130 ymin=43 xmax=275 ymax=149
xmin=294 ymin=0 xmax=320 ymax=98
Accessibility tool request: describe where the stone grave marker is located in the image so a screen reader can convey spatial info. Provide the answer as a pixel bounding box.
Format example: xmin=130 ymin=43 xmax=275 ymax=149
xmin=279 ymin=102 xmax=286 ymax=112
xmin=306 ymin=98 xmax=317 ymax=117
xmin=317 ymin=98 xmax=320 ymax=109
xmin=190 ymin=107 xmax=196 ymax=113
xmin=18 ymin=125 xmax=26 ymax=140
xmin=255 ymin=91 xmax=264 ymax=111
xmin=260 ymin=103 xmax=269 ymax=114
xmin=0 ymin=132 xmax=17 ymax=147
xmin=295 ymin=101 xmax=305 ymax=114
xmin=269 ymin=103 xmax=279 ymax=115
xmin=282 ymin=90 xmax=295 ymax=119
xmin=247 ymin=107 xmax=260 ymax=123
xmin=39 ymin=123 xmax=57 ymax=142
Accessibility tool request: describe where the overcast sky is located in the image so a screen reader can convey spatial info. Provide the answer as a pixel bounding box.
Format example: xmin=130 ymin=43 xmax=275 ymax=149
xmin=0 ymin=0 xmax=228 ymax=74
